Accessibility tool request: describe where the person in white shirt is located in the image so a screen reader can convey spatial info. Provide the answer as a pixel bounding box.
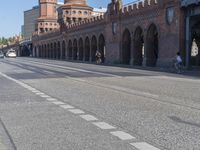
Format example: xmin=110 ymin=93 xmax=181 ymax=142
xmin=176 ymin=52 xmax=182 ymax=65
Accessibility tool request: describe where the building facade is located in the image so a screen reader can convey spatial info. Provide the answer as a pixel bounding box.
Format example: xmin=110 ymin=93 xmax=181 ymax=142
xmin=24 ymin=6 xmax=40 ymax=40
xmin=32 ymin=0 xmax=200 ymax=68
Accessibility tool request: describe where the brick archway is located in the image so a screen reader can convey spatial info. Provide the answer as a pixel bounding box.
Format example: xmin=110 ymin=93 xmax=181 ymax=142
xmin=73 ymin=39 xmax=78 ymax=60
xmin=85 ymin=37 xmax=90 ymax=61
xmin=146 ymin=24 xmax=158 ymax=67
xmin=62 ymin=41 xmax=66 ymax=60
xmin=91 ymin=36 xmax=97 ymax=62
xmin=78 ymin=38 xmax=84 ymax=61
xmin=54 ymin=42 xmax=57 ymax=59
xmin=191 ymin=21 xmax=200 ymax=66
xmin=133 ymin=26 xmax=144 ymax=66
xmin=57 ymin=41 xmax=61 ymax=59
xmin=68 ymin=40 xmax=72 ymax=60
xmin=122 ymin=29 xmax=131 ymax=64
xmin=98 ymin=34 xmax=105 ymax=63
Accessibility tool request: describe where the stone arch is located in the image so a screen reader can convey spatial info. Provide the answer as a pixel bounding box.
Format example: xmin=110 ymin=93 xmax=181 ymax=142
xmin=98 ymin=34 xmax=105 ymax=63
xmin=133 ymin=26 xmax=144 ymax=66
xmin=68 ymin=40 xmax=73 ymax=59
xmin=85 ymin=37 xmax=90 ymax=61
xmin=73 ymin=39 xmax=78 ymax=60
xmin=62 ymin=41 xmax=66 ymax=60
xmin=122 ymin=29 xmax=131 ymax=64
xmin=91 ymin=35 xmax=97 ymax=62
xmin=146 ymin=23 xmax=159 ymax=67
xmin=78 ymin=38 xmax=84 ymax=60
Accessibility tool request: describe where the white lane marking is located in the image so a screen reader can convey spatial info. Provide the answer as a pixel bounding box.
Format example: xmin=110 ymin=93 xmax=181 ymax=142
xmin=51 ymin=101 xmax=65 ymax=105
xmin=40 ymin=94 xmax=50 ymax=98
xmin=46 ymin=98 xmax=57 ymax=101
xmin=35 ymin=92 xmax=45 ymax=95
xmin=110 ymin=131 xmax=135 ymax=140
xmin=92 ymin=122 xmax=116 ymax=130
xmin=60 ymin=105 xmax=74 ymax=109
xmin=31 ymin=90 xmax=40 ymax=93
xmin=80 ymin=114 xmax=98 ymax=121
xmin=68 ymin=109 xmax=85 ymax=114
xmin=130 ymin=142 xmax=160 ymax=150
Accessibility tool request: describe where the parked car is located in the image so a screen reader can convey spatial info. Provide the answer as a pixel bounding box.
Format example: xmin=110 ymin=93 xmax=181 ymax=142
xmin=0 ymin=51 xmax=4 ymax=58
xmin=6 ymin=49 xmax=16 ymax=58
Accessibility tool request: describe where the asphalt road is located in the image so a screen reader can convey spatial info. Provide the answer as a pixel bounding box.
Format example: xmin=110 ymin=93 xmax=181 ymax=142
xmin=0 ymin=57 xmax=200 ymax=150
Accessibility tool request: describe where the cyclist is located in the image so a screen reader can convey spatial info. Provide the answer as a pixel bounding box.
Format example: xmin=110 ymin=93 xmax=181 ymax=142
xmin=95 ymin=50 xmax=102 ymax=64
xmin=175 ymin=52 xmax=183 ymax=73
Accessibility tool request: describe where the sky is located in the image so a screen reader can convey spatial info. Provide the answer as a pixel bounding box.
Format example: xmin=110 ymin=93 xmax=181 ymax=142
xmin=0 ymin=0 xmax=133 ymax=38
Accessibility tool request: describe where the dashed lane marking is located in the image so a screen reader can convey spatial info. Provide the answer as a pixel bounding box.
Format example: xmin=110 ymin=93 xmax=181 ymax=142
xmin=110 ymin=131 xmax=135 ymax=140
xmin=80 ymin=114 xmax=98 ymax=121
xmin=35 ymin=92 xmax=45 ymax=95
xmin=40 ymin=94 xmax=51 ymax=98
xmin=51 ymin=101 xmax=66 ymax=105
xmin=68 ymin=109 xmax=85 ymax=114
xmin=46 ymin=98 xmax=57 ymax=101
xmin=60 ymin=105 xmax=74 ymax=109
xmin=130 ymin=142 xmax=160 ymax=150
xmin=92 ymin=122 xmax=116 ymax=130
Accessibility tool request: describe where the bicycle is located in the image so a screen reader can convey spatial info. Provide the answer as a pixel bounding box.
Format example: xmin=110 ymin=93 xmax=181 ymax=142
xmin=170 ymin=59 xmax=184 ymax=74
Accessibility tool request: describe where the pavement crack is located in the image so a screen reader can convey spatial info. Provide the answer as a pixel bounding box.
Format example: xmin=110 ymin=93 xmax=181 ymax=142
xmin=0 ymin=117 xmax=17 ymax=150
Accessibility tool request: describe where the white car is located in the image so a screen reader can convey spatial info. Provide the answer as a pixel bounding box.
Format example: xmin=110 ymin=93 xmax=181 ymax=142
xmin=6 ymin=50 xmax=17 ymax=58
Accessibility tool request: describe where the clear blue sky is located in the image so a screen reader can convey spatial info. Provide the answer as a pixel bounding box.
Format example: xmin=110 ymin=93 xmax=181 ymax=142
xmin=0 ymin=0 xmax=133 ymax=38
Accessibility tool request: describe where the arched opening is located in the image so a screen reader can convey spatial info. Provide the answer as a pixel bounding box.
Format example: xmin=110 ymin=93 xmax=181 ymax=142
xmin=44 ymin=44 xmax=47 ymax=58
xmin=50 ymin=43 xmax=53 ymax=59
xmin=68 ymin=40 xmax=72 ymax=60
xmin=54 ymin=42 xmax=57 ymax=59
xmin=91 ymin=36 xmax=97 ymax=62
xmin=73 ymin=39 xmax=78 ymax=60
xmin=47 ymin=44 xmax=50 ymax=58
xmin=191 ymin=21 xmax=200 ymax=66
xmin=62 ymin=41 xmax=66 ymax=60
xmin=78 ymin=38 xmax=84 ymax=61
xmin=122 ymin=29 xmax=131 ymax=64
xmin=133 ymin=27 xmax=144 ymax=66
xmin=85 ymin=37 xmax=90 ymax=61
xmin=41 ymin=45 xmax=44 ymax=58
xmin=57 ymin=41 xmax=61 ymax=59
xmin=39 ymin=46 xmax=41 ymax=57
xmin=98 ymin=34 xmax=105 ymax=63
xmin=146 ymin=24 xmax=158 ymax=67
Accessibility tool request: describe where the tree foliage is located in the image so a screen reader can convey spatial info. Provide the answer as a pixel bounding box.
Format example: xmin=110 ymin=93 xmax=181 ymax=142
xmin=0 ymin=37 xmax=15 ymax=45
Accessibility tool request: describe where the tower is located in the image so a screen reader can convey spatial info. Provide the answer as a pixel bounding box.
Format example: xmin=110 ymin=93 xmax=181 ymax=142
xmin=58 ymin=0 xmax=93 ymax=30
xmin=36 ymin=0 xmax=59 ymax=34
xmin=64 ymin=0 xmax=87 ymax=5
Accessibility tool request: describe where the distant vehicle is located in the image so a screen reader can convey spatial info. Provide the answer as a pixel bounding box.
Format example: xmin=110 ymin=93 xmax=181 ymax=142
xmin=6 ymin=49 xmax=16 ymax=58
xmin=0 ymin=51 xmax=4 ymax=58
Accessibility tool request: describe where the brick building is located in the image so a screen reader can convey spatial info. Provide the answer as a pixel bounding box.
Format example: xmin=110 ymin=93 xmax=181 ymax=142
xmin=32 ymin=0 xmax=200 ymax=68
